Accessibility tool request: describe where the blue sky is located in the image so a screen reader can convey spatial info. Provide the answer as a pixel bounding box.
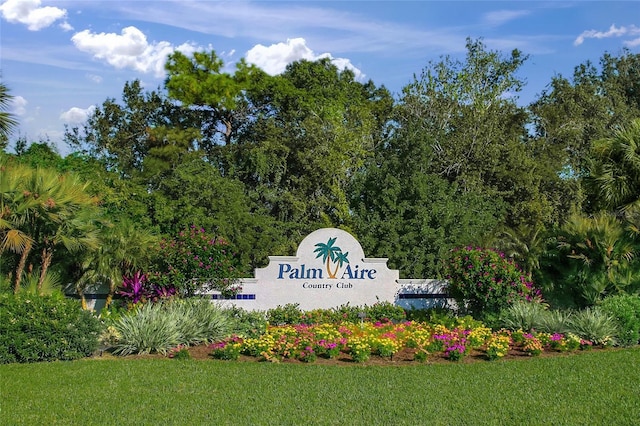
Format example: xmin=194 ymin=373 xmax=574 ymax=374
xmin=1 ymin=1 xmax=639 ymax=155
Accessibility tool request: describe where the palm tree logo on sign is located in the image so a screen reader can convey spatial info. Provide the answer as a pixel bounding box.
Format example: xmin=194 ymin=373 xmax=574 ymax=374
xmin=313 ymin=237 xmax=350 ymax=279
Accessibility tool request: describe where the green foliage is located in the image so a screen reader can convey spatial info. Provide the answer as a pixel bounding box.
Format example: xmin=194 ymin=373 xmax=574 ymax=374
xmin=223 ymin=306 xmax=268 ymax=338
xmin=588 ymin=119 xmax=640 ymax=214
xmin=0 ymin=79 xmax=18 ymax=145
xmin=149 ymin=226 xmax=242 ymax=297
xmin=168 ymin=345 xmax=191 ymax=360
xmin=363 ymin=301 xmax=406 ymax=323
xmin=536 ymin=309 xmax=572 ymax=334
xmin=111 ymin=302 xmax=182 ymax=355
xmin=500 ymin=301 xmax=548 ymax=332
xmin=0 ymin=158 xmax=102 ymax=293
xmin=150 ymin=158 xmax=282 ymax=271
xmin=444 ymin=247 xmax=541 ymax=318
xmin=531 ymin=50 xmax=640 ymax=180
xmin=567 ymin=307 xmax=618 ymax=346
xmin=599 ymin=294 xmax=640 ymax=346
xmin=539 ymin=212 xmax=640 ymax=308
xmin=111 ymin=299 xmax=230 ymax=355
xmin=172 ymin=298 xmax=230 ymax=346
xmin=64 ymin=80 xmax=182 ymax=178
xmin=351 ymin=166 xmax=505 ymax=278
xmin=266 ymin=303 xmax=304 ymax=325
xmin=0 ymin=292 xmax=101 ymax=363
xmin=265 ymin=302 xmax=406 ymax=325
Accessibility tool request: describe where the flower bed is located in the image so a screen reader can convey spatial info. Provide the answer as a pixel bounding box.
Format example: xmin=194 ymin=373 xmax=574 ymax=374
xmin=208 ymin=320 xmax=598 ymax=363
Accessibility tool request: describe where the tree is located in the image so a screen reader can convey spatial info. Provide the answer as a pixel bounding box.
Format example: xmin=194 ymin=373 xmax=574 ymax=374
xmin=394 ymin=38 xmax=563 ymax=230
xmin=151 ymin=157 xmax=285 ymax=271
xmin=587 ymin=119 xmax=640 ymax=215
xmin=64 ymin=80 xmax=184 ymax=179
xmin=530 ymin=50 xmax=640 ymax=183
xmin=0 ymin=79 xmax=18 ymax=149
xmin=0 ymin=159 xmax=34 ymax=287
xmin=76 ymin=219 xmax=158 ymax=309
xmin=164 ymin=51 xmax=263 ymax=147
xmin=538 ymin=212 xmax=640 ymax=308
xmin=0 ymin=159 xmax=100 ymax=293
xmin=235 ymin=58 xmax=394 ymax=231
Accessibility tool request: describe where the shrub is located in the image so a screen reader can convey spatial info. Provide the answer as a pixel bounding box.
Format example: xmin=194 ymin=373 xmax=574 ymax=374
xmin=537 ymin=309 xmax=571 ymax=334
xmin=599 ymin=294 xmax=640 ymax=347
xmin=118 ymin=272 xmax=177 ymax=306
xmin=500 ymin=301 xmax=547 ymax=332
xmin=111 ymin=299 xmax=230 ymax=355
xmin=567 ymin=307 xmax=618 ymax=346
xmin=223 ymin=306 xmax=268 ymax=338
xmin=0 ymin=293 xmax=102 ymax=363
xmin=173 ymin=298 xmax=230 ymax=345
xmin=267 ymin=303 xmax=304 ymax=325
xmin=150 ymin=226 xmax=243 ymax=297
xmin=111 ymin=302 xmax=181 ymax=355
xmin=365 ymin=301 xmax=406 ymax=323
xmin=444 ymin=247 xmax=542 ymax=319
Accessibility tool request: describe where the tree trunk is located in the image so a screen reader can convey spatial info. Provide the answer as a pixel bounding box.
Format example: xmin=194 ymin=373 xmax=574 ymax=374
xmin=13 ymin=241 xmax=32 ymax=294
xmin=79 ymin=290 xmax=88 ymax=310
xmin=105 ymin=278 xmax=116 ymax=309
xmin=38 ymin=246 xmax=53 ymax=292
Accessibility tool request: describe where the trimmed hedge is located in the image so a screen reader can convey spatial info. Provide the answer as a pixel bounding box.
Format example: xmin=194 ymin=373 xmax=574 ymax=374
xmin=0 ymin=292 xmax=102 ymax=363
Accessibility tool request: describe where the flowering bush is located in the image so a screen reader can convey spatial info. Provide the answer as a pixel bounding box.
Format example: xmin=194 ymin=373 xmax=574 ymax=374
xmin=445 ymin=344 xmax=466 ymax=361
xmin=486 ymin=332 xmax=511 ymax=360
xmin=444 ymin=247 xmax=542 ymax=319
xmin=522 ymin=333 xmax=543 ymax=356
xmin=150 ymin=226 xmax=242 ymax=297
xmin=297 ymin=346 xmax=317 ymax=363
xmin=209 ymin=319 xmax=600 ymax=365
xmin=210 ymin=337 xmax=243 ymax=360
xmin=168 ymin=345 xmax=191 ymax=360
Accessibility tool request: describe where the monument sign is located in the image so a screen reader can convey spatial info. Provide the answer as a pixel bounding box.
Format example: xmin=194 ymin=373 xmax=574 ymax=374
xmin=208 ymin=228 xmax=449 ymax=311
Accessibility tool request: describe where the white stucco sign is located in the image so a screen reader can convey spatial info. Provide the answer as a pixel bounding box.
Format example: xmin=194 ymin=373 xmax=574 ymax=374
xmin=214 ymin=228 xmax=400 ymax=311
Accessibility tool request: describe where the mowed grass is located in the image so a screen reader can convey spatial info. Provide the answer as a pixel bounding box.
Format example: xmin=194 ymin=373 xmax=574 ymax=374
xmin=1 ymin=348 xmax=639 ymax=425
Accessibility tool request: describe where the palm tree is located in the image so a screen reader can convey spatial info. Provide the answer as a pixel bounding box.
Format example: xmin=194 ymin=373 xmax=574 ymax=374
xmin=588 ymin=118 xmax=640 ymax=215
xmin=555 ymin=212 xmax=638 ymax=306
xmin=0 ymin=79 xmax=18 ymax=146
xmin=490 ymin=224 xmax=547 ymax=280
xmin=77 ymin=220 xmax=157 ymax=309
xmin=0 ymin=161 xmax=101 ymax=292
xmin=0 ymin=160 xmax=36 ymax=292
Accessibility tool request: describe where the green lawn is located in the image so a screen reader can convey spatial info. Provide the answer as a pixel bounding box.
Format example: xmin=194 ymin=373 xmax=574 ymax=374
xmin=1 ymin=348 xmax=639 ymax=425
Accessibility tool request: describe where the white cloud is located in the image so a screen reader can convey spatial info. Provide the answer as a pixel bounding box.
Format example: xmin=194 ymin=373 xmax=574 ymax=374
xmin=574 ymin=24 xmax=640 ymax=46
xmin=59 ymin=105 xmax=96 ymax=124
xmin=71 ymin=26 xmax=198 ymax=77
xmin=246 ymin=38 xmax=364 ymax=80
xmin=625 ymin=37 xmax=640 ymax=47
xmin=86 ymin=74 xmax=103 ymax=84
xmin=483 ymin=10 xmax=530 ymax=26
xmin=11 ymin=96 xmax=27 ymax=116
xmin=0 ymin=0 xmax=69 ymax=31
